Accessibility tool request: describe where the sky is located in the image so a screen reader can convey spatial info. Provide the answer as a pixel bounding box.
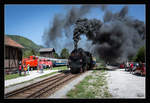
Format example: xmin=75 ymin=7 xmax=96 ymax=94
xmin=5 ymin=4 xmax=145 ymax=53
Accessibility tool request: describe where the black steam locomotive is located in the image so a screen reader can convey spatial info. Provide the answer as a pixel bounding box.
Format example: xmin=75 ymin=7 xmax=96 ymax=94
xmin=68 ymin=48 xmax=94 ymax=74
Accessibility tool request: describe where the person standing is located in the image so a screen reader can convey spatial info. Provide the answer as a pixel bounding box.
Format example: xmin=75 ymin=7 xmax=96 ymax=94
xmin=27 ymin=64 xmax=30 ymax=74
xmin=37 ymin=60 xmax=40 ymax=72
xmin=18 ymin=61 xmax=22 ymax=76
xmin=130 ymin=63 xmax=133 ymax=73
xmin=50 ymin=61 xmax=53 ymax=70
xmin=24 ymin=64 xmax=27 ymax=76
xmin=41 ymin=64 xmax=43 ymax=73
xmin=125 ymin=61 xmax=129 ymax=71
xmin=139 ymin=61 xmax=143 ymax=75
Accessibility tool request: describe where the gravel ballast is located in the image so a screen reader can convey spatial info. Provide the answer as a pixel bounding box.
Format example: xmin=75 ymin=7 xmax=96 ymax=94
xmin=48 ymin=70 xmax=93 ymax=98
xmin=48 ymin=66 xmax=145 ymax=98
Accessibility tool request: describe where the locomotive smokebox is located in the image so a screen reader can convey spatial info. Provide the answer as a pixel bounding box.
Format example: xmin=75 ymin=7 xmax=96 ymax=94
xmin=68 ymin=48 xmax=93 ymax=74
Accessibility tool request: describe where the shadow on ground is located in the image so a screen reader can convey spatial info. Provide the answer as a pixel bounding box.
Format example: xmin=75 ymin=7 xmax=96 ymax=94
xmin=58 ymin=70 xmax=71 ymax=74
xmin=94 ymin=67 xmax=118 ymax=71
xmin=132 ymin=73 xmax=146 ymax=77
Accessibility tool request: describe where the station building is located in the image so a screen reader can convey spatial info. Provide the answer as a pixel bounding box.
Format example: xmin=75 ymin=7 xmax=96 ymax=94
xmin=39 ymin=48 xmax=55 ymax=58
xmin=4 ymin=35 xmax=24 ymax=74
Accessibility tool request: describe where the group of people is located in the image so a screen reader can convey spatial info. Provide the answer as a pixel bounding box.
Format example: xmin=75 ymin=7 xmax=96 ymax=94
xmin=18 ymin=60 xmax=53 ymax=76
xmin=18 ymin=61 xmax=30 ymax=76
xmin=124 ymin=61 xmax=143 ymax=74
xmin=37 ymin=62 xmax=44 ymax=73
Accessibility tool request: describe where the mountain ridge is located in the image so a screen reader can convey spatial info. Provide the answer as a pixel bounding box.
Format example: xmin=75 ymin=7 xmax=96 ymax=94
xmin=6 ymin=34 xmax=44 ymax=52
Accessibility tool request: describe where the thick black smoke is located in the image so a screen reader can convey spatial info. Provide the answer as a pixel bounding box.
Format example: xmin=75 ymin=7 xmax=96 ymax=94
xmin=73 ymin=6 xmax=145 ymax=63
xmin=42 ymin=5 xmax=107 ymax=52
xmin=43 ymin=5 xmax=145 ymax=63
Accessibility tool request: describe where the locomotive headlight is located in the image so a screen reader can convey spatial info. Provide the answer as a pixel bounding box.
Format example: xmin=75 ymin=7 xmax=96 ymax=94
xmin=80 ymin=59 xmax=82 ymax=62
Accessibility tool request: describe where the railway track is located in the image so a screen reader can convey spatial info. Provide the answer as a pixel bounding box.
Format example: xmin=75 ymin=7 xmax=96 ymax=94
xmin=5 ymin=72 xmax=81 ymax=99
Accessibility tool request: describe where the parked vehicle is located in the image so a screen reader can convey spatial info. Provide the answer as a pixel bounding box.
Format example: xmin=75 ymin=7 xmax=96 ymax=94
xmin=120 ymin=64 xmax=124 ymax=69
xmin=22 ymin=55 xmax=68 ymax=70
xmin=45 ymin=58 xmax=53 ymax=68
xmin=54 ymin=59 xmax=68 ymax=66
xmin=134 ymin=63 xmax=146 ymax=76
xmin=22 ymin=56 xmax=53 ymax=70
xmin=134 ymin=63 xmax=146 ymax=75
xmin=22 ymin=56 xmax=38 ymax=70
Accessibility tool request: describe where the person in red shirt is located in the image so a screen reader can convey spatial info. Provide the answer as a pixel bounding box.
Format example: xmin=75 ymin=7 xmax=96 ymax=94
xmin=130 ymin=63 xmax=134 ymax=73
xmin=18 ymin=61 xmax=22 ymax=76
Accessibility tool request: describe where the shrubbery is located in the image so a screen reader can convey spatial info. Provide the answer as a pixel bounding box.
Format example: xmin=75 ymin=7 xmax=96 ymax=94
xmin=132 ymin=46 xmax=145 ymax=62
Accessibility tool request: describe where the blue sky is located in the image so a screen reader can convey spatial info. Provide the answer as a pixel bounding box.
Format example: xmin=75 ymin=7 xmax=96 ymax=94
xmin=5 ymin=4 xmax=145 ymax=48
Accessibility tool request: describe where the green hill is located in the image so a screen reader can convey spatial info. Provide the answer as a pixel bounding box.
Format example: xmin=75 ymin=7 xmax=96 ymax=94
xmin=7 ymin=35 xmax=43 ymax=51
xmin=6 ymin=34 xmax=44 ymax=57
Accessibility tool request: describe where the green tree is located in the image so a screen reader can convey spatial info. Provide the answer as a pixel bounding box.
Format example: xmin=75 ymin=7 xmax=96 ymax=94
xmin=31 ymin=49 xmax=36 ymax=56
xmin=23 ymin=49 xmax=37 ymax=58
xmin=23 ymin=50 xmax=33 ymax=58
xmin=132 ymin=46 xmax=145 ymax=62
xmin=60 ymin=48 xmax=69 ymax=59
xmin=54 ymin=52 xmax=59 ymax=58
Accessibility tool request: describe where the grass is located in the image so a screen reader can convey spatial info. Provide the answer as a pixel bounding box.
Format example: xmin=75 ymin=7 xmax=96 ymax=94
xmin=96 ymin=63 xmax=107 ymax=70
xmin=5 ymin=73 xmax=29 ymax=80
xmin=66 ymin=70 xmax=112 ymax=98
xmin=52 ymin=66 xmax=68 ymax=70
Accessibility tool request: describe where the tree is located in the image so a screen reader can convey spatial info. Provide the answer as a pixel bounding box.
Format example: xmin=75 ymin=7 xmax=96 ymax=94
xmin=23 ymin=50 xmax=33 ymax=58
xmin=54 ymin=52 xmax=59 ymax=58
xmin=31 ymin=49 xmax=36 ymax=56
xmin=60 ymin=48 xmax=69 ymax=59
xmin=23 ymin=49 xmax=37 ymax=58
xmin=132 ymin=46 xmax=145 ymax=62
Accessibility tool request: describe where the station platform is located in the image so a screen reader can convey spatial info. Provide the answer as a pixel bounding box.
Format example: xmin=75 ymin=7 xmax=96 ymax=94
xmin=5 ymin=69 xmax=59 ymax=87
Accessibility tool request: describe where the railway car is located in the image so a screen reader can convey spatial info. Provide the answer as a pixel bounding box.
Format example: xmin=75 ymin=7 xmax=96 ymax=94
xmin=22 ymin=56 xmax=53 ymax=70
xmin=38 ymin=57 xmax=53 ymax=69
xmin=22 ymin=56 xmax=38 ymax=70
xmin=68 ymin=48 xmax=93 ymax=74
xmin=45 ymin=58 xmax=53 ymax=68
xmin=48 ymin=58 xmax=68 ymax=67
xmin=55 ymin=59 xmax=68 ymax=66
xmin=22 ymin=55 xmax=68 ymax=70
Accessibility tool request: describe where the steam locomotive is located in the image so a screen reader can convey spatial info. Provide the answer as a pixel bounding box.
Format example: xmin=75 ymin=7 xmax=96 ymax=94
xmin=68 ymin=48 xmax=95 ymax=74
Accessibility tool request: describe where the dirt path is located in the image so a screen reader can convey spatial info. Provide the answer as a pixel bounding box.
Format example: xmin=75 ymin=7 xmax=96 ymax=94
xmin=106 ymin=66 xmax=145 ymax=98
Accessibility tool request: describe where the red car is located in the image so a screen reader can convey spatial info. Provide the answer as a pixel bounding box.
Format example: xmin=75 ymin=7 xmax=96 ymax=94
xmin=134 ymin=63 xmax=146 ymax=76
xmin=141 ymin=63 xmax=146 ymax=76
xmin=120 ymin=64 xmax=124 ymax=68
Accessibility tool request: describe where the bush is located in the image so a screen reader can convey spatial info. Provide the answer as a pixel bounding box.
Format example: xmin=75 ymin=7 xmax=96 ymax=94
xmin=133 ymin=46 xmax=145 ymax=62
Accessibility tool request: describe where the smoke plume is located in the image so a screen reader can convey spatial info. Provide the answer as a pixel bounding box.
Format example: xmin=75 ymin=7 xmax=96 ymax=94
xmin=73 ymin=6 xmax=145 ymax=63
xmin=43 ymin=5 xmax=145 ymax=63
xmin=42 ymin=5 xmax=107 ymax=53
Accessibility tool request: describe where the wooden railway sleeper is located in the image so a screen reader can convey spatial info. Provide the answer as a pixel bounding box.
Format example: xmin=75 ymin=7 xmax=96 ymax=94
xmin=34 ymin=74 xmax=81 ymax=99
xmin=5 ymin=73 xmax=66 ymax=98
xmin=33 ymin=75 xmax=75 ymax=98
xmin=26 ymin=74 xmax=71 ymax=99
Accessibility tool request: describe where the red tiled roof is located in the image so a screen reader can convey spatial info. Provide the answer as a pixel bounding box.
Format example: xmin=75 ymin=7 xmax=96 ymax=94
xmin=5 ymin=35 xmax=24 ymax=48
